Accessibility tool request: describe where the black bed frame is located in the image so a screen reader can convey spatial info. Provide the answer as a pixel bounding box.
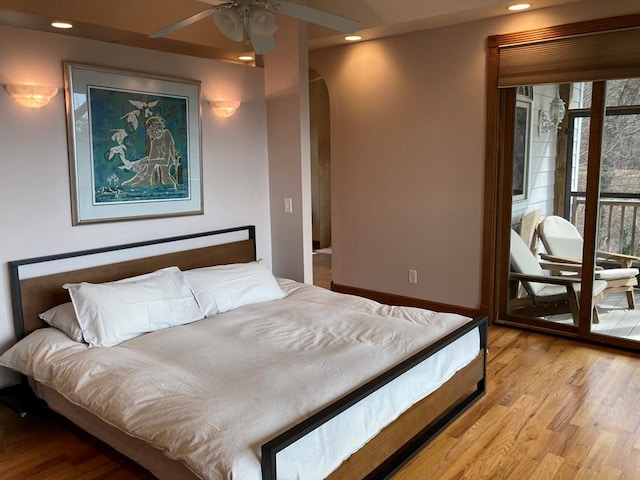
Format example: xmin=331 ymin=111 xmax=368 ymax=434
xmin=9 ymin=225 xmax=255 ymax=340
xmin=8 ymin=225 xmax=487 ymax=480
xmin=262 ymin=315 xmax=487 ymax=480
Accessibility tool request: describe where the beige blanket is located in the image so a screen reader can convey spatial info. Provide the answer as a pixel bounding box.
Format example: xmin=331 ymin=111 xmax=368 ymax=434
xmin=0 ymin=280 xmax=479 ymax=479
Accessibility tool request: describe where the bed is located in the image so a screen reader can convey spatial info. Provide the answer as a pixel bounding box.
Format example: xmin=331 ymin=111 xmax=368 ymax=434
xmin=1 ymin=226 xmax=487 ymax=479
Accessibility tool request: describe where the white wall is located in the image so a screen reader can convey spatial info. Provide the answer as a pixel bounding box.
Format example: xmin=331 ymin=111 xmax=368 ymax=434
xmin=513 ymin=84 xmax=562 ymax=226
xmin=0 ymin=27 xmax=271 ymax=386
xmin=309 ymin=0 xmax=640 ymax=310
xmin=264 ymin=15 xmax=313 ymax=284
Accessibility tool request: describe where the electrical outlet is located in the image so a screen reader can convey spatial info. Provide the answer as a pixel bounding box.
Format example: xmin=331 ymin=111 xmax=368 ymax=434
xmin=408 ymin=269 xmax=418 ymax=284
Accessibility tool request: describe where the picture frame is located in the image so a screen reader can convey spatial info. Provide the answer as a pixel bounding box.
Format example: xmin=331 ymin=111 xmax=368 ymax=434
xmin=63 ymin=62 xmax=203 ymax=225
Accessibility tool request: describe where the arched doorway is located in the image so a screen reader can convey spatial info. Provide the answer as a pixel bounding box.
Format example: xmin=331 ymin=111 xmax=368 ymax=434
xmin=310 ymin=69 xmax=332 ymax=289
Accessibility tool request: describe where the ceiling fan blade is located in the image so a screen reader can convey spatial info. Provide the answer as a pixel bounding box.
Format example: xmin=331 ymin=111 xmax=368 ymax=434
xmin=266 ymin=1 xmax=360 ymax=34
xmin=149 ymin=8 xmax=216 ymax=38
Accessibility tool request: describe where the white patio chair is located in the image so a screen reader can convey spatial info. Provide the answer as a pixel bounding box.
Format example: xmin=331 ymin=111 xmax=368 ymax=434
xmin=538 ymin=216 xmax=639 ymax=309
xmin=509 ymin=229 xmax=607 ymax=325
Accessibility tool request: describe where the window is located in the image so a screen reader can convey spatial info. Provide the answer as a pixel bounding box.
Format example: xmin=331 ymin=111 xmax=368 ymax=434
xmin=512 ymin=99 xmax=531 ymax=201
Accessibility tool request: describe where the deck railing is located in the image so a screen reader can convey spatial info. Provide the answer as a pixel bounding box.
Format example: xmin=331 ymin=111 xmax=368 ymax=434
xmin=571 ymin=196 xmax=640 ymax=256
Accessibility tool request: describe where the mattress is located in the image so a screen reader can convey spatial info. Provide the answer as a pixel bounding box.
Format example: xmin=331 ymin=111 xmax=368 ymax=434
xmin=1 ymin=279 xmax=479 ymax=480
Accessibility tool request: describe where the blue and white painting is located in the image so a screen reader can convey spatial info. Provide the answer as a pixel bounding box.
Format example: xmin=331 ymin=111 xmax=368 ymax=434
xmin=88 ymin=87 xmax=190 ymax=204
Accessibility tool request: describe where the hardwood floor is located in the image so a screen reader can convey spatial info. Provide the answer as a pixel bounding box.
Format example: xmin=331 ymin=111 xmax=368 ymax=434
xmin=313 ymin=250 xmax=332 ymax=290
xmin=1 ymin=326 xmax=639 ymax=479
xmin=0 ymin=403 xmax=154 ymax=479
xmin=395 ymin=326 xmax=640 ymax=479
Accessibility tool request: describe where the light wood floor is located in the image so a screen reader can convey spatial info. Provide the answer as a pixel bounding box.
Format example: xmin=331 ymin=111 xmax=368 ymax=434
xmin=0 ymin=404 xmax=154 ymax=479
xmin=1 ymin=325 xmax=639 ymax=479
xmin=395 ymin=326 xmax=640 ymax=479
xmin=313 ymin=251 xmax=332 ymax=290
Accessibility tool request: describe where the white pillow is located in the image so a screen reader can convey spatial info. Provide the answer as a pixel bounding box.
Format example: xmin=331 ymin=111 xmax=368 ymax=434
xmin=64 ymin=266 xmax=204 ymax=348
xmin=184 ymin=260 xmax=285 ymax=315
xmin=38 ymin=302 xmax=85 ymax=343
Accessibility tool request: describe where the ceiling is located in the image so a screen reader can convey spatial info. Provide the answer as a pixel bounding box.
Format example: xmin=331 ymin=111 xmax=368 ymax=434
xmin=0 ymin=0 xmax=583 ymax=64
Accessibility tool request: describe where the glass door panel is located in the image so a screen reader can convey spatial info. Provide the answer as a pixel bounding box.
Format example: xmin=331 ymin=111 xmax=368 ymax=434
xmin=499 ymin=75 xmax=640 ymax=351
xmin=505 ymin=83 xmax=595 ymax=331
xmin=589 ymin=78 xmax=640 ymax=343
xmin=503 ymin=80 xmax=640 ymax=350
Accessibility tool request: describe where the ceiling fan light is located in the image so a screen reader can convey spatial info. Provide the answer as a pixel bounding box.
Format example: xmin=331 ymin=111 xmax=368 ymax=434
xmin=248 ymin=10 xmax=278 ymax=38
xmin=214 ymin=9 xmax=244 ymax=41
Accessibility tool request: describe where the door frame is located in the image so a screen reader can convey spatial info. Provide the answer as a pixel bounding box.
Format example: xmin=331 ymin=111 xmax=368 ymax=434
xmin=483 ymin=15 xmax=640 ymax=350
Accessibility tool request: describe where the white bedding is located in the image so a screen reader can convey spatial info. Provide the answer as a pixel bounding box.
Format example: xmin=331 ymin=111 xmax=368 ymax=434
xmin=1 ymin=280 xmax=479 ymax=480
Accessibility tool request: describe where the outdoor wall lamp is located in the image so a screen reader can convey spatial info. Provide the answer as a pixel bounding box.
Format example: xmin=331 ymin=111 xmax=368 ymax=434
xmin=4 ymin=84 xmax=59 ymax=108
xmin=209 ymin=100 xmax=241 ymax=118
xmin=539 ymin=92 xmax=566 ymax=134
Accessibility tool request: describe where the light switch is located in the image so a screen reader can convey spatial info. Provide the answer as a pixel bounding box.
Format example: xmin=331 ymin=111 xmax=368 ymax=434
xmin=408 ymin=269 xmax=418 ymax=284
xmin=284 ymin=197 xmax=293 ymax=213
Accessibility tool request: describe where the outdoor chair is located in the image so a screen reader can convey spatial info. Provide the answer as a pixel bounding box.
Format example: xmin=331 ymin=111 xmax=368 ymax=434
xmin=537 ymin=215 xmax=639 ymax=309
xmin=509 ymin=229 xmax=607 ymax=325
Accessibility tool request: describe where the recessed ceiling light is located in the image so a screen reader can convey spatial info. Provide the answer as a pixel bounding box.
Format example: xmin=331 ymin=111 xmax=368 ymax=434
xmin=51 ymin=21 xmax=73 ymax=29
xmin=345 ymin=35 xmax=362 ymax=42
xmin=507 ymin=3 xmax=531 ymax=11
xmin=238 ymin=55 xmax=254 ymax=61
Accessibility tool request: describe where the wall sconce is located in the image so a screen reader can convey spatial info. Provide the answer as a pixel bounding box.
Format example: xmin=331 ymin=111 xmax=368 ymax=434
xmin=209 ymin=100 xmax=241 ymax=118
xmin=4 ymin=84 xmax=59 ymax=108
xmin=538 ymin=92 xmax=566 ymax=134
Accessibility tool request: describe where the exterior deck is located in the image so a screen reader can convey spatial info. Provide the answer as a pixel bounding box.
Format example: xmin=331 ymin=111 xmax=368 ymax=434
xmin=543 ymin=289 xmax=640 ymax=341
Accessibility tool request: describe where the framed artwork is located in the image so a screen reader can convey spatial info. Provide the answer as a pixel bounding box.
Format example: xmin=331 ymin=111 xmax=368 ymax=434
xmin=512 ymin=98 xmax=531 ymax=202
xmin=64 ymin=62 xmax=203 ymax=225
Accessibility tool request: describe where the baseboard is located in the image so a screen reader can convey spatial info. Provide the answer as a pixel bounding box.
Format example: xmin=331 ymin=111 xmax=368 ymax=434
xmin=331 ymin=283 xmax=481 ymax=319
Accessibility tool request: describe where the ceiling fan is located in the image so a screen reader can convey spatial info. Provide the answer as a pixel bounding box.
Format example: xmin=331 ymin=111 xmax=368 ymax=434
xmin=149 ymin=0 xmax=361 ymax=55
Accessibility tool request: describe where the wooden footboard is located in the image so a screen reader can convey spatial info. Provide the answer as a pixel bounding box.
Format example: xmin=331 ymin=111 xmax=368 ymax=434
xmin=262 ymin=316 xmax=487 ymax=480
xmin=329 ymin=352 xmax=484 ymax=479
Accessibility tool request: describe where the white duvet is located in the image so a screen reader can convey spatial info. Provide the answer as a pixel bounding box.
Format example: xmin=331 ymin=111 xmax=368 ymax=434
xmin=1 ymin=280 xmax=479 ymax=480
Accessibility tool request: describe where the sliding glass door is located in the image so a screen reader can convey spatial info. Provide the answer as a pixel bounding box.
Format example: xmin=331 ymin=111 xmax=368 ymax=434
xmin=577 ymin=79 xmax=640 ymax=344
xmin=501 ymin=79 xmax=640 ymax=350
xmin=484 ymin=16 xmax=640 ymax=353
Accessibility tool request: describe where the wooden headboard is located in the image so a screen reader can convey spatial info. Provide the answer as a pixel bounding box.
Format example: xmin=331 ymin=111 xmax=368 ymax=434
xmin=9 ymin=226 xmax=256 ymax=340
